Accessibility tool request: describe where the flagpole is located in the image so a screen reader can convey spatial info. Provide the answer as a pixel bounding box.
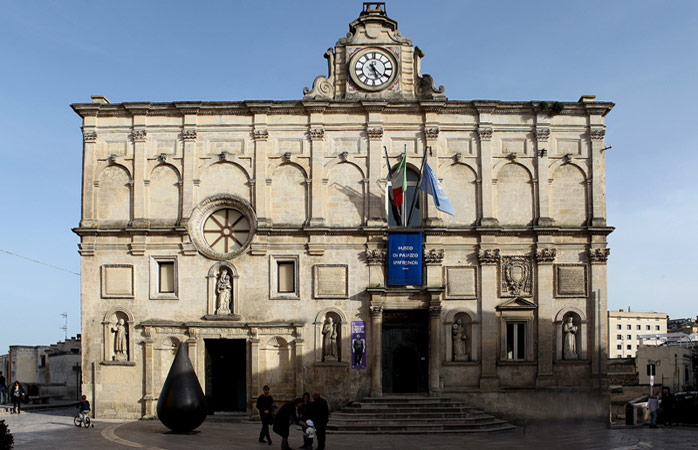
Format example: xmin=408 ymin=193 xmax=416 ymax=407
xmin=406 ymin=145 xmax=429 ymax=227
xmin=384 ymin=146 xmax=402 ymax=226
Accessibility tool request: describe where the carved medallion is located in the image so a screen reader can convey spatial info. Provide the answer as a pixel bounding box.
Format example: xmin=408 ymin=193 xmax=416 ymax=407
xmin=500 ymin=256 xmax=532 ymax=297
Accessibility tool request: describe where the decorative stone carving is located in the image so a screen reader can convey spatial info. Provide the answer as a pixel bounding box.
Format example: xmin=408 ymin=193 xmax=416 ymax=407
xmin=181 ymin=129 xmax=197 ymax=141
xmin=424 ymin=127 xmax=439 ymax=140
xmin=339 ymin=151 xmax=349 ymax=161
xmin=429 ymin=304 xmax=442 ymax=316
xmin=500 ymin=256 xmax=533 ymax=297
xmin=562 ymin=153 xmax=573 ymax=163
xmin=129 ymin=129 xmax=147 ymax=142
xmin=588 ymin=248 xmax=610 ymax=263
xmin=370 ymin=305 xmax=383 ymax=317
xmin=111 ymin=318 xmax=128 ymax=361
xmin=535 ymin=248 xmax=557 ymax=264
xmin=563 ymin=316 xmax=578 ymax=360
xmin=215 ymin=268 xmax=232 ymax=315
xmin=365 ymin=249 xmax=386 ymax=265
xmin=424 ymin=248 xmax=444 ymax=264
xmin=535 ymin=127 xmax=550 ymax=141
xmin=309 ymin=127 xmax=325 ymax=141
xmin=414 ymin=47 xmax=446 ymax=100
xmin=538 ymin=149 xmax=547 ymax=157
xmin=452 ymin=319 xmax=468 ymax=361
xmin=303 ymin=48 xmax=335 ymax=100
xmin=589 ymin=128 xmax=605 ymax=140
xmin=252 ymin=129 xmax=269 ymax=141
xmin=218 ymin=151 xmax=229 ymax=162
xmin=477 ymin=249 xmax=500 ymax=265
xmin=322 ymin=316 xmax=338 ymax=362
xmin=477 ymin=127 xmax=493 ymax=141
xmin=156 ymin=153 xmax=168 ymax=164
xmin=83 ymin=131 xmax=97 ymax=142
xmin=366 ymin=127 xmax=384 ymax=140
xmin=107 ymin=154 xmax=117 ymax=166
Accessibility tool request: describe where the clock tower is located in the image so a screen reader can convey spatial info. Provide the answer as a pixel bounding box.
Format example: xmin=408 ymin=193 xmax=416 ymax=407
xmin=303 ymin=2 xmax=446 ymax=101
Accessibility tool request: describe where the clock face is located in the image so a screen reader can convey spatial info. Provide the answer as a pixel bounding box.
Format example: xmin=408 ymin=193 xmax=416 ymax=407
xmin=349 ymin=48 xmax=397 ymax=91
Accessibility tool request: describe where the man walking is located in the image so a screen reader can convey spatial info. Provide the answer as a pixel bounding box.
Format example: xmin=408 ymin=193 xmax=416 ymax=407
xmin=256 ymin=385 xmax=274 ymax=445
xmin=310 ymin=392 xmax=330 ymax=450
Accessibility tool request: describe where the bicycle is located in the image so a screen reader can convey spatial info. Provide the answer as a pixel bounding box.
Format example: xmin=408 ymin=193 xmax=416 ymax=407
xmin=74 ymin=412 xmax=91 ymax=428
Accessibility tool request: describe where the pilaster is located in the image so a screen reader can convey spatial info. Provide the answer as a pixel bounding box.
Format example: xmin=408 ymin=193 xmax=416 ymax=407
xmin=363 ymin=102 xmax=387 ymax=227
xmin=305 ymin=102 xmax=328 ymax=227
xmin=587 ymin=108 xmax=607 ymax=227
xmin=81 ymin=123 xmax=97 ymax=226
xmin=251 ymin=104 xmax=271 ymax=225
xmin=142 ymin=327 xmax=156 ymax=418
xmin=428 ymin=298 xmax=442 ymax=396
xmin=535 ymin=244 xmax=556 ymax=387
xmin=535 ymin=117 xmax=553 ymax=226
xmin=369 ymin=304 xmax=383 ymax=396
xmin=127 ymin=106 xmax=148 ymax=227
xmin=589 ymin=246 xmax=609 ymax=388
xmin=422 ymin=102 xmax=444 ymax=225
xmin=478 ymin=244 xmax=500 ymax=391
xmin=475 ymin=103 xmax=498 ymax=227
xmin=180 ymin=106 xmax=199 ymax=223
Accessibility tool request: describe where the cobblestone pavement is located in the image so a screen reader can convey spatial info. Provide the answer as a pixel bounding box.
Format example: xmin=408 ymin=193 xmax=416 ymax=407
xmin=2 ymin=408 xmax=698 ymax=450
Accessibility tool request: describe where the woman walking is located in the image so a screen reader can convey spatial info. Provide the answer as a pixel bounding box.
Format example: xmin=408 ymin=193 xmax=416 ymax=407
xmin=11 ymin=381 xmax=25 ymax=414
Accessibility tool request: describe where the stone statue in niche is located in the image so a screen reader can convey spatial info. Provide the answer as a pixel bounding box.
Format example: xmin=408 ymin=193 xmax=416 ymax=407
xmin=563 ymin=316 xmax=578 ymax=360
xmin=111 ymin=318 xmax=128 ymax=361
xmin=215 ymin=268 xmax=232 ymax=315
xmin=322 ymin=316 xmax=338 ymax=361
xmin=452 ymin=319 xmax=468 ymax=361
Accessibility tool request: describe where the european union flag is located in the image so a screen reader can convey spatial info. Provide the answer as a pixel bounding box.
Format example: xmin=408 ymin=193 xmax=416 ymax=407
xmin=419 ymin=162 xmax=455 ymax=216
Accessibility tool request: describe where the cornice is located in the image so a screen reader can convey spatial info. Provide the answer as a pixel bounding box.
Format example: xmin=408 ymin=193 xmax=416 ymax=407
xmin=71 ymin=99 xmax=614 ymax=119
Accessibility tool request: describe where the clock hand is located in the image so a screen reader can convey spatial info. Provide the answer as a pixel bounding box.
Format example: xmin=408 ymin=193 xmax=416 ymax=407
xmin=369 ymin=62 xmax=382 ymax=78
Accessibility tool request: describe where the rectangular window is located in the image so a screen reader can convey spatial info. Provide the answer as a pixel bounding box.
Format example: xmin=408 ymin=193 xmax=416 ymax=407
xmin=150 ymin=256 xmax=178 ymax=300
xmin=656 ymin=325 xmax=660 ymax=330
xmin=627 ymin=335 xmax=632 ymax=340
xmin=617 ymin=334 xmax=622 ymax=340
xmin=278 ymin=262 xmax=295 ymax=293
xmin=647 ymin=364 xmax=656 ymax=376
xmin=646 ymin=325 xmax=651 ymax=331
xmin=627 ymin=325 xmax=631 ymax=330
xmin=627 ymin=344 xmax=632 ymax=350
xmin=637 ymin=325 xmax=641 ymax=330
xmin=506 ymin=322 xmax=526 ymax=361
xmin=617 ymin=345 xmax=622 ymax=350
xmin=158 ymin=262 xmax=175 ymax=293
xmin=617 ymin=324 xmax=622 ymax=330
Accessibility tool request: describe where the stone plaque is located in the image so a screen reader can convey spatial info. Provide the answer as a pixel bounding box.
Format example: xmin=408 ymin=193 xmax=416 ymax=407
xmin=445 ymin=266 xmax=476 ymax=299
xmin=101 ymin=264 xmax=134 ymax=298
xmin=314 ymin=264 xmax=348 ymax=298
xmin=555 ymin=264 xmax=587 ymax=297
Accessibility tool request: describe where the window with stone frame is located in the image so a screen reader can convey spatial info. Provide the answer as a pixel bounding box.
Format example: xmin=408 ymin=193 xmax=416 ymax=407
xmin=149 ymin=256 xmax=178 ymax=300
xmin=269 ymin=255 xmax=300 ymax=300
xmin=506 ymin=322 xmax=526 ymax=361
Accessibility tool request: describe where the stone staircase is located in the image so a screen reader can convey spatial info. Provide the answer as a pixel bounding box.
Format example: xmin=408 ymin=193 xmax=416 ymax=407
xmin=327 ymin=395 xmax=516 ymax=434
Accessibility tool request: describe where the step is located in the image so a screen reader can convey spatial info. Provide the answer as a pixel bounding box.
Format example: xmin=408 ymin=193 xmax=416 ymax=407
xmin=327 ymin=423 xmax=517 ymax=434
xmin=331 ymin=412 xmax=491 ymax=420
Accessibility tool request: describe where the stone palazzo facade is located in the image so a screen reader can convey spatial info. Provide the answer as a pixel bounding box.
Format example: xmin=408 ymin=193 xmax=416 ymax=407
xmin=73 ymin=4 xmax=613 ymax=420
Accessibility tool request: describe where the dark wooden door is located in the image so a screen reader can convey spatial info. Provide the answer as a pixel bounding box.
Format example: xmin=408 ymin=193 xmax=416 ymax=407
xmin=381 ymin=310 xmax=429 ymax=393
xmin=204 ymin=339 xmax=246 ymax=412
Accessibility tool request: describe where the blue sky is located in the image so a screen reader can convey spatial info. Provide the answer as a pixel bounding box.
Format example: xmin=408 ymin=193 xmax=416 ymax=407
xmin=1 ymin=1 xmax=697 ymax=353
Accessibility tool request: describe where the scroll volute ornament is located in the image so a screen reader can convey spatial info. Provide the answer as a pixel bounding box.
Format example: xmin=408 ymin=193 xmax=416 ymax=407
xmin=501 ymin=256 xmax=533 ymax=297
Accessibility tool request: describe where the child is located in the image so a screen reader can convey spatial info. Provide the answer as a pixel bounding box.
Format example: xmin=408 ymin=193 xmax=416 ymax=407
xmin=302 ymin=419 xmax=316 ymax=450
xmin=77 ymin=395 xmax=91 ymax=423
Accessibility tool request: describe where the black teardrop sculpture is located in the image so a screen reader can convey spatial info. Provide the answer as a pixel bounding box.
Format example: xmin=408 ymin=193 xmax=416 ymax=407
xmin=157 ymin=343 xmax=207 ymax=432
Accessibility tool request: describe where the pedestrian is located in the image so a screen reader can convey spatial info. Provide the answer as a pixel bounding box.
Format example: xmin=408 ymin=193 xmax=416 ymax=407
xmin=310 ymin=392 xmax=330 ymax=450
xmin=298 ymin=392 xmax=311 ymax=422
xmin=256 ymin=385 xmax=274 ymax=446
xmin=272 ymin=397 xmax=303 ymax=450
xmin=0 ymin=371 xmax=6 ymax=404
xmin=648 ymin=388 xmax=659 ymax=428
xmin=301 ymin=419 xmax=316 ymax=450
xmin=10 ymin=381 xmax=26 ymax=414
xmin=660 ymin=387 xmax=675 ymax=426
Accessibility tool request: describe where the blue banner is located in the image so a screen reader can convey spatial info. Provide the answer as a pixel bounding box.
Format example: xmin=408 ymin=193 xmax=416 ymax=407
xmin=387 ymin=232 xmax=423 ymax=285
xmin=351 ymin=321 xmax=366 ymax=369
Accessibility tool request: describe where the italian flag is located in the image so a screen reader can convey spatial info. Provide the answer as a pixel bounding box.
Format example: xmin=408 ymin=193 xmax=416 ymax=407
xmin=391 ymin=151 xmax=407 ymax=209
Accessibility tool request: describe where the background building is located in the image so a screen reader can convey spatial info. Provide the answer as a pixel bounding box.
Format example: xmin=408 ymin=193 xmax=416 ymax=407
xmin=73 ymin=4 xmax=613 ymax=420
xmin=636 ymin=334 xmax=695 ymax=392
xmin=608 ymin=310 xmax=667 ymax=358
